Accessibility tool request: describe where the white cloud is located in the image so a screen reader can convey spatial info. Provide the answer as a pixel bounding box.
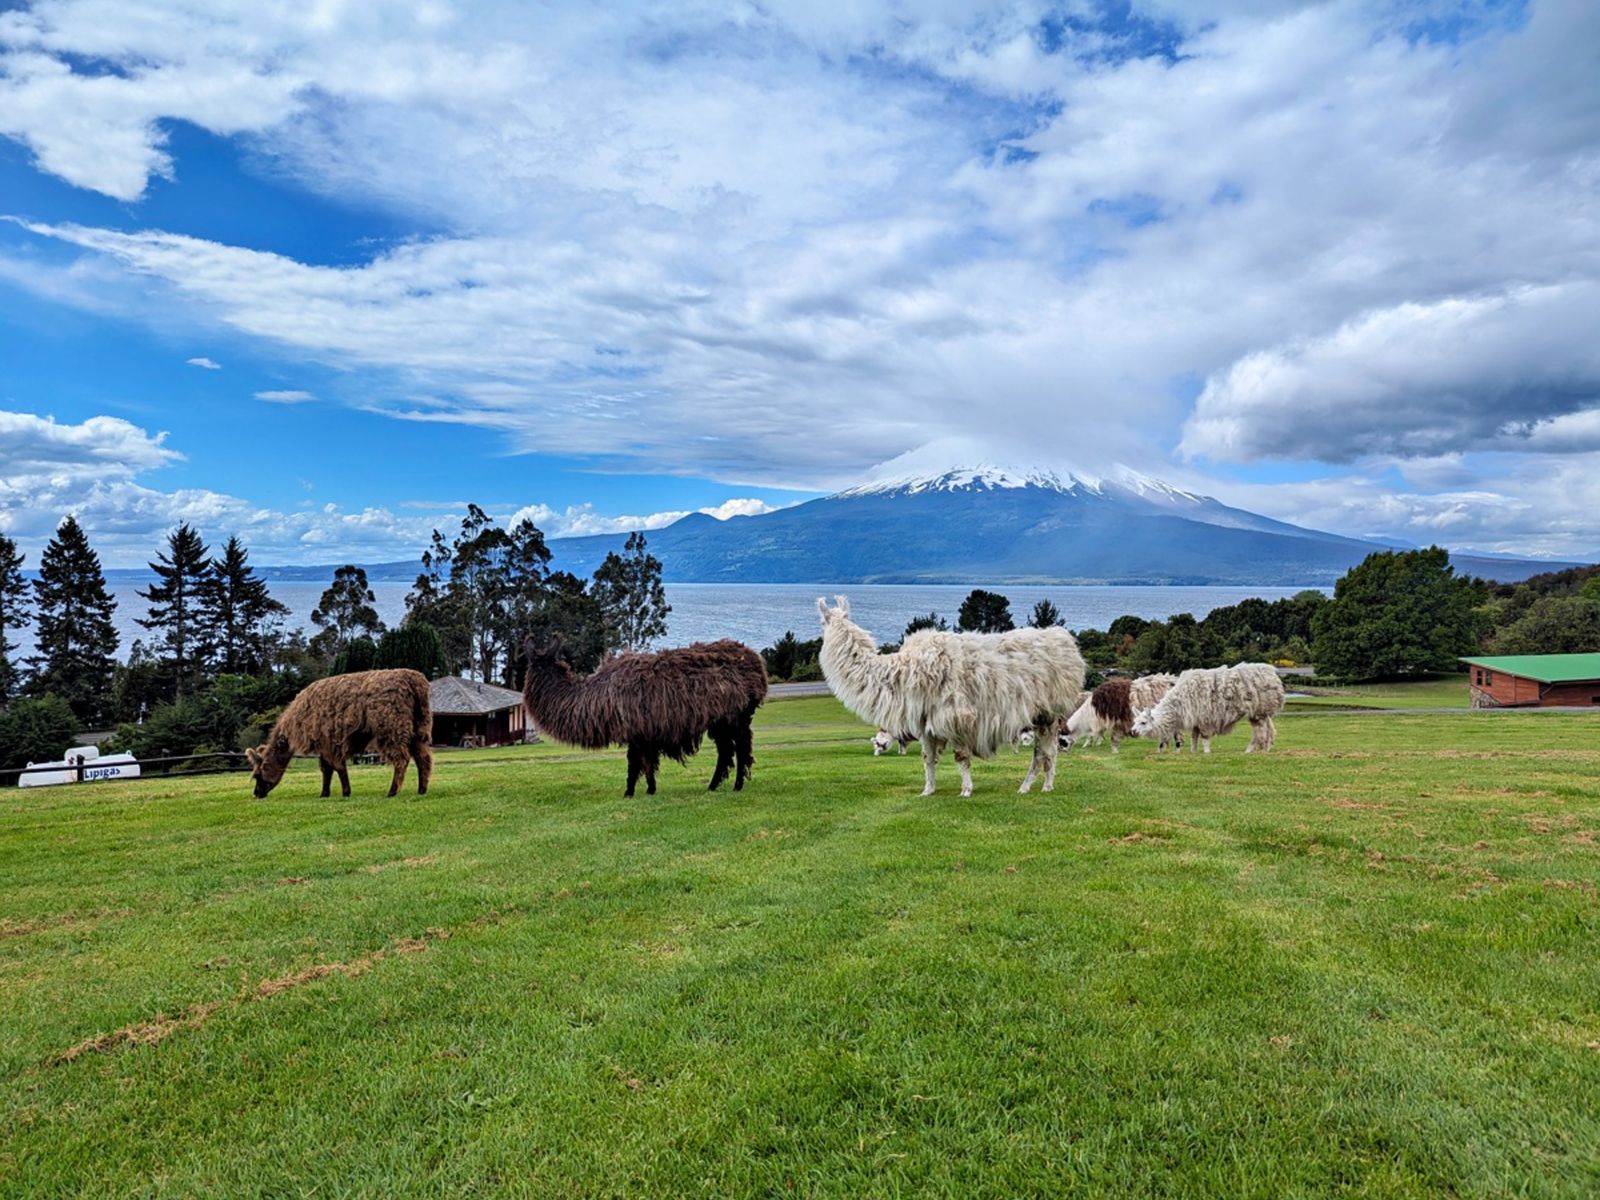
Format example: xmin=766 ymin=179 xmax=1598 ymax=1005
xmin=253 ymin=389 xmax=313 ymax=404
xmin=506 ymin=498 xmax=780 ymax=540
xmin=185 ymin=356 xmax=221 ymax=369
xmin=0 ymin=409 xmax=179 ymax=486
xmin=2 ymin=1 xmax=1598 ymax=551
xmin=1183 ymin=284 xmax=1600 ymax=462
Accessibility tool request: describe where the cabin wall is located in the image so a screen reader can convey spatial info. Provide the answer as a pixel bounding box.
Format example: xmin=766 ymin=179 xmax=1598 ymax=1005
xmin=1469 ymin=668 xmax=1600 ymax=707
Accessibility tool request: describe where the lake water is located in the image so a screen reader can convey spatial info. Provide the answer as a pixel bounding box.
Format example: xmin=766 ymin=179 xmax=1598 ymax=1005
xmin=60 ymin=581 xmax=1326 ymax=662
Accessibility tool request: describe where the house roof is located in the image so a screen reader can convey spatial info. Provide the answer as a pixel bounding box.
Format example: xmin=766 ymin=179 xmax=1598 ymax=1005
xmin=429 ymin=675 xmax=526 ymax=716
xmin=1459 ymin=653 xmax=1600 ymax=684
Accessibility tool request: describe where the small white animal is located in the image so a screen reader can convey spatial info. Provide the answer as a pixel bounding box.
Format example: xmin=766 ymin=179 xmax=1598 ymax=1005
xmin=872 ymin=729 xmax=917 ymax=756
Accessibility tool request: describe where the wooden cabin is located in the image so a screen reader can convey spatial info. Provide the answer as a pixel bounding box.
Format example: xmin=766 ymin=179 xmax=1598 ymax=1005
xmin=1460 ymin=654 xmax=1600 ymax=708
xmin=429 ymin=676 xmax=532 ymax=747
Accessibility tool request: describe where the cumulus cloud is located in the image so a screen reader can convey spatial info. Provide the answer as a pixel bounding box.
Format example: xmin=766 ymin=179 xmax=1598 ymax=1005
xmin=0 ymin=406 xmax=779 ymax=565
xmin=1183 ymin=284 xmax=1600 ymax=462
xmin=0 ymin=409 xmax=179 ymax=486
xmin=505 ymin=498 xmax=781 ymax=539
xmin=253 ymin=389 xmax=313 ymax=404
xmin=185 ymin=356 xmax=220 ymax=369
xmin=2 ymin=1 xmax=1598 ymax=549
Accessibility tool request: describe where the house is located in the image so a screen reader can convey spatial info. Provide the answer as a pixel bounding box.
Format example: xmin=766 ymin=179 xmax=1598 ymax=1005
xmin=1460 ymin=654 xmax=1600 ymax=708
xmin=429 ymin=676 xmax=533 ymax=747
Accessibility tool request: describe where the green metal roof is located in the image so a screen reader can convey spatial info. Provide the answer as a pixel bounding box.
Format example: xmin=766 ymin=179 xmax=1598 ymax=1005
xmin=1459 ymin=653 xmax=1600 ymax=684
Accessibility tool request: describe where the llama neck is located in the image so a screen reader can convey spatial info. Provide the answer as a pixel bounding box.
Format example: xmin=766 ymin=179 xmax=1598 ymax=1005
xmin=821 ymin=618 xmax=901 ymax=726
xmin=522 ymin=660 xmax=584 ymax=739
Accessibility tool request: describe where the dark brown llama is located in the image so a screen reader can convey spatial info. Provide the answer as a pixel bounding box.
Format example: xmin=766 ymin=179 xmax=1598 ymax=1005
xmin=1091 ymin=676 xmax=1136 ymax=751
xmin=246 ymin=669 xmax=433 ymax=799
xmin=522 ymin=637 xmax=768 ymax=797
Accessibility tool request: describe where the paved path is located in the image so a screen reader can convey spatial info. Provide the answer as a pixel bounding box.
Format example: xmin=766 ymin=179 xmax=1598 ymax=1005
xmin=769 ymin=682 xmax=833 ymax=699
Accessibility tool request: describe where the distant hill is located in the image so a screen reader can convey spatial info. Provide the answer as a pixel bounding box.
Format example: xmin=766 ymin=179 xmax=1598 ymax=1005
xmin=535 ymin=466 xmax=1586 ymax=587
xmin=124 ymin=465 xmax=1581 ymax=589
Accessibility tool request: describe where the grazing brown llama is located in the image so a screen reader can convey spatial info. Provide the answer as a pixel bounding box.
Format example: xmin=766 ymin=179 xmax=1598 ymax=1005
xmin=246 ymin=669 xmax=433 ymax=799
xmin=522 ymin=637 xmax=768 ymax=797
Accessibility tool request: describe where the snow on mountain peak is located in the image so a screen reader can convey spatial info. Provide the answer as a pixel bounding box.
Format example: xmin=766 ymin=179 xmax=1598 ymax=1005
xmin=834 ymin=462 xmax=1207 ymax=504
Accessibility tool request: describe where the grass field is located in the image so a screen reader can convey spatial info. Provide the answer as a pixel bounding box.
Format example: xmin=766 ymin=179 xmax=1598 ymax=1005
xmin=3 ymin=695 xmax=1598 ymax=1197
xmin=1287 ymin=674 xmax=1472 ymax=710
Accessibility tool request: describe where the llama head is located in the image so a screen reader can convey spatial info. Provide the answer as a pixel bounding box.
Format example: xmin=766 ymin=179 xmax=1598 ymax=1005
xmin=1131 ymin=707 xmax=1158 ymax=738
xmin=871 ymin=729 xmax=892 ymax=755
xmin=523 ymin=635 xmax=572 ymax=672
xmin=815 ymin=595 xmax=852 ymax=628
xmin=245 ymin=734 xmax=291 ymax=798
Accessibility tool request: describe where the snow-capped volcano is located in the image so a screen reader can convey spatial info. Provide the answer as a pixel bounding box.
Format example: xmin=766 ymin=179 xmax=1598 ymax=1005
xmin=538 ymin=462 xmax=1576 ymax=587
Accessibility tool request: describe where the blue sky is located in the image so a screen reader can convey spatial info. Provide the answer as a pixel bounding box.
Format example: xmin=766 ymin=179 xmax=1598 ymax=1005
xmin=2 ymin=0 xmax=1597 ymax=565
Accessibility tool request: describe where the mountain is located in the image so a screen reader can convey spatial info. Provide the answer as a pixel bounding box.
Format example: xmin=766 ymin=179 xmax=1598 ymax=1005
xmin=537 ymin=466 xmax=1586 ymax=586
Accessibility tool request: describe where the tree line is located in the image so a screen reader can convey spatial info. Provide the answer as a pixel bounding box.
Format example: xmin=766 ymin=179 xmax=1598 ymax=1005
xmin=760 ymin=548 xmax=1600 ymax=684
xmin=0 ymin=510 xmax=670 ymax=772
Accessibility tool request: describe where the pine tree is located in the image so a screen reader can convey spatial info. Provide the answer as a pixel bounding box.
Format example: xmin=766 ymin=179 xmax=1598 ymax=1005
xmin=1029 ymin=598 xmax=1064 ymax=629
xmin=138 ymin=523 xmax=212 ymax=702
xmin=592 ymin=532 xmax=670 ymax=653
xmin=903 ymin=612 xmax=949 ymax=639
xmin=957 ymin=589 xmax=1014 ymax=633
xmin=200 ymin=536 xmax=287 ymax=676
xmin=310 ymin=565 xmax=386 ymax=660
xmin=0 ymin=534 xmax=29 ymax=705
xmin=28 ymin=516 xmax=119 ymax=725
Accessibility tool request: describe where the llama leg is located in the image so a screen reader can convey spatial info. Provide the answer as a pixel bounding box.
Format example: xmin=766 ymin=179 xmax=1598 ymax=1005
xmin=1245 ymin=719 xmax=1260 ymax=753
xmin=625 ymin=743 xmax=642 ymax=798
xmin=1110 ymin=728 xmax=1122 ymax=754
xmin=1201 ymin=735 xmax=1212 ymax=754
xmin=1020 ymin=724 xmax=1051 ymax=793
xmin=707 ymin=724 xmax=734 ymax=791
xmin=319 ymin=757 xmax=334 ymax=798
xmin=1040 ymin=723 xmax=1060 ymax=792
xmin=412 ymin=737 xmax=432 ymax=794
xmin=388 ymin=752 xmax=410 ymax=798
xmin=920 ymin=737 xmax=942 ymax=796
xmin=733 ymin=710 xmax=756 ymax=790
xmin=644 ymin=747 xmax=660 ymax=796
xmin=1264 ymin=716 xmax=1276 ymax=751
xmin=954 ymin=749 xmax=974 ymax=798
xmin=336 ymin=761 xmax=352 ymax=796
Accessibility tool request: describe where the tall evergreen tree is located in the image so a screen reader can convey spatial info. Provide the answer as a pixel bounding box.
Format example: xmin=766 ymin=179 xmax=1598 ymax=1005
xmin=591 ymin=532 xmax=669 ymax=653
xmin=1029 ymin=598 xmax=1064 ymax=629
xmin=0 ymin=534 xmax=29 ymax=705
xmin=138 ymin=523 xmax=212 ymax=702
xmin=310 ymin=565 xmax=386 ymax=659
xmin=200 ymin=536 xmax=287 ymax=676
xmin=28 ymin=516 xmax=118 ymax=725
xmin=957 ymin=589 xmax=1014 ymax=633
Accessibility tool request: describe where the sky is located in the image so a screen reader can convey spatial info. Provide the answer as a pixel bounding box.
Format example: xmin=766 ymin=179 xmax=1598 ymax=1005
xmin=1 ymin=0 xmax=1597 ymax=567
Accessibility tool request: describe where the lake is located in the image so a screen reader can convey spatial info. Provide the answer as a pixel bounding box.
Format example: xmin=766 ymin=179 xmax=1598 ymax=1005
xmin=67 ymin=581 xmax=1326 ymax=662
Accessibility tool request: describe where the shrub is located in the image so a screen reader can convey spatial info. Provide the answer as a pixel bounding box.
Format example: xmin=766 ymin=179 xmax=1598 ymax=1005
xmin=0 ymin=695 xmax=79 ymax=771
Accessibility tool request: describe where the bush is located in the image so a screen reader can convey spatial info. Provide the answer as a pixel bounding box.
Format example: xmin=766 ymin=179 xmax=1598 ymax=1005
xmin=0 ymin=695 xmax=79 ymax=771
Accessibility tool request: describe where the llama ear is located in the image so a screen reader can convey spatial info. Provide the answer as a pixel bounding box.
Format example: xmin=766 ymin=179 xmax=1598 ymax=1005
xmin=835 ymin=595 xmax=850 ymax=617
xmin=244 ymin=747 xmax=260 ymax=768
xmin=815 ymin=597 xmax=831 ymax=621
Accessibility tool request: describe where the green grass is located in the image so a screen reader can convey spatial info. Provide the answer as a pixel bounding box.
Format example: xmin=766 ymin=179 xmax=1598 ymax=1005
xmin=1288 ymin=674 xmax=1472 ymax=710
xmin=3 ymin=697 xmax=1598 ymax=1197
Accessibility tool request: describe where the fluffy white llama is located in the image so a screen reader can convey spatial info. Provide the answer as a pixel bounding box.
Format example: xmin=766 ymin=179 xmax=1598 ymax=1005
xmin=817 ymin=596 xmax=1086 ymax=796
xmin=1131 ymin=662 xmax=1285 ymax=754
